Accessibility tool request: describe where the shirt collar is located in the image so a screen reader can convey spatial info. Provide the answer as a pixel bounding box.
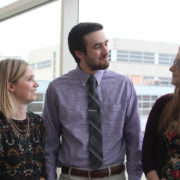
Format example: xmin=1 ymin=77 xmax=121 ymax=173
xmin=75 ymin=66 xmax=104 ymax=87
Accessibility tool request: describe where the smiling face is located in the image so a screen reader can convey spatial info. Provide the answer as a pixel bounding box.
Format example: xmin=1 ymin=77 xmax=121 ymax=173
xmin=77 ymin=30 xmax=109 ymax=74
xmin=9 ymin=65 xmax=39 ymax=105
xmin=169 ymin=53 xmax=180 ymax=87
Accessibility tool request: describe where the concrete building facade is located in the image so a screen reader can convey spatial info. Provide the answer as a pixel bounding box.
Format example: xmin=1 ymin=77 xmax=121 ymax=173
xmin=28 ymin=38 xmax=179 ymax=130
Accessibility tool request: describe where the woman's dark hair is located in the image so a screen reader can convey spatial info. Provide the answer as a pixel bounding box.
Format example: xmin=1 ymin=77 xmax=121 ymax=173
xmin=68 ymin=22 xmax=103 ymax=64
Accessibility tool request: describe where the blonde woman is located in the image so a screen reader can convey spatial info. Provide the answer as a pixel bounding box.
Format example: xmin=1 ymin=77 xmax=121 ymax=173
xmin=0 ymin=59 xmax=46 ymax=180
xmin=142 ymin=48 xmax=180 ymax=180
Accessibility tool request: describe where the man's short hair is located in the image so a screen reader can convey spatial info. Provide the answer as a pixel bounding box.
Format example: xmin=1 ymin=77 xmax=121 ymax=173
xmin=68 ymin=22 xmax=103 ymax=64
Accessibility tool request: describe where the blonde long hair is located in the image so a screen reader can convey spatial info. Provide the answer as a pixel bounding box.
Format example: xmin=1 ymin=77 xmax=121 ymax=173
xmin=0 ymin=59 xmax=28 ymax=119
xmin=159 ymin=47 xmax=180 ymax=133
xmin=159 ymin=87 xmax=180 ymax=133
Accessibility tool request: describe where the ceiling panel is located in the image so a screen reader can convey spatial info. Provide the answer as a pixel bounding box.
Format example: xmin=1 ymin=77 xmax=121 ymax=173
xmin=0 ymin=0 xmax=57 ymax=22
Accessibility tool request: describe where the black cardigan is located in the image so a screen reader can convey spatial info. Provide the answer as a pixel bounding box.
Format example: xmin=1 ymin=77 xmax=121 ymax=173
xmin=142 ymin=93 xmax=172 ymax=178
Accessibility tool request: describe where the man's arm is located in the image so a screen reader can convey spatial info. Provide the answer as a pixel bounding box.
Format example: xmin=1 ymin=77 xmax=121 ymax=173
xmin=43 ymin=85 xmax=61 ymax=180
xmin=124 ymin=82 xmax=143 ymax=180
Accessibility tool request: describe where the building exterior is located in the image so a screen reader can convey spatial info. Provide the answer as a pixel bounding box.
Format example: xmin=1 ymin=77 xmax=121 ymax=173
xmin=0 ymin=55 xmax=23 ymax=61
xmin=108 ymin=38 xmax=179 ymax=130
xmin=28 ymin=45 xmax=60 ymax=80
xmin=28 ymin=38 xmax=179 ymax=130
xmin=109 ymin=38 xmax=178 ymax=86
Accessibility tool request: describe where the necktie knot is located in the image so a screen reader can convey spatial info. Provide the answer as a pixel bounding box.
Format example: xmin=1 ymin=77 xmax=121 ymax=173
xmin=87 ymin=75 xmax=98 ymax=97
xmin=87 ymin=75 xmax=97 ymax=87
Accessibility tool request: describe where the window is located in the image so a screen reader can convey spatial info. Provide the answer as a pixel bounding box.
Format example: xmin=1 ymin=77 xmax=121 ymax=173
xmin=143 ymin=52 xmax=155 ymax=64
xmin=159 ymin=53 xmax=176 ymax=65
xmin=138 ymin=95 xmax=159 ymax=116
xmin=31 ymin=60 xmax=51 ymax=69
xmin=159 ymin=77 xmax=172 ymax=86
xmin=79 ymin=0 xmax=178 ymax=132
xmin=143 ymin=76 xmax=154 ymax=85
xmin=0 ymin=0 xmax=61 ymax=114
xmin=111 ymin=49 xmax=155 ymax=64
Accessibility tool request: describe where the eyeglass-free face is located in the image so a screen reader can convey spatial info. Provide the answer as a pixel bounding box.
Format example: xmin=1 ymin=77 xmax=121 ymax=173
xmin=8 ymin=66 xmax=39 ymax=104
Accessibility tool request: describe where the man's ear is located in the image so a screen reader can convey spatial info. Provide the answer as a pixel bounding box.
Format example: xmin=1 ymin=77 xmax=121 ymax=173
xmin=75 ymin=50 xmax=84 ymax=60
xmin=8 ymin=82 xmax=15 ymax=92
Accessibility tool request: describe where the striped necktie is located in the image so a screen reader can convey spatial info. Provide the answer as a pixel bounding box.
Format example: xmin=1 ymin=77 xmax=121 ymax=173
xmin=87 ymin=75 xmax=103 ymax=170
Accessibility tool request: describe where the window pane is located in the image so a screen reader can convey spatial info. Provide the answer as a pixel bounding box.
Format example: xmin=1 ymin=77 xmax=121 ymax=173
xmin=0 ymin=0 xmax=61 ymax=115
xmin=79 ymin=0 xmax=178 ymax=132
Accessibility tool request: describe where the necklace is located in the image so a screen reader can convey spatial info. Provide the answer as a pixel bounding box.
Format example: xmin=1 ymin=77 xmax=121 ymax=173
xmin=9 ymin=113 xmax=30 ymax=141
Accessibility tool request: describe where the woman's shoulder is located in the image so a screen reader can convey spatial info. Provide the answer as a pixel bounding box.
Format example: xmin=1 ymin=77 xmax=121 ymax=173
xmin=149 ymin=93 xmax=173 ymax=117
xmin=155 ymin=93 xmax=173 ymax=106
xmin=0 ymin=111 xmax=4 ymax=118
xmin=0 ymin=111 xmax=7 ymax=125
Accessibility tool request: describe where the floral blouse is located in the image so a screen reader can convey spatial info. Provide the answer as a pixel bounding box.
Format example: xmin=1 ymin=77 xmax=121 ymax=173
xmin=161 ymin=120 xmax=180 ymax=180
xmin=0 ymin=112 xmax=46 ymax=179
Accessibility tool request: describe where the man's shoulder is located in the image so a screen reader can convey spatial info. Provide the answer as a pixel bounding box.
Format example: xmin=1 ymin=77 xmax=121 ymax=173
xmin=50 ymin=69 xmax=77 ymax=86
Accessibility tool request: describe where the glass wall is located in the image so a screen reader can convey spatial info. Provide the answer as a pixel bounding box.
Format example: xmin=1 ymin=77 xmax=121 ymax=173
xmin=1 ymin=1 xmax=179 ymax=179
xmin=0 ymin=0 xmax=61 ymax=114
xmin=1 ymin=0 xmax=179 ymax=127
xmin=79 ymin=0 xmax=180 ymax=131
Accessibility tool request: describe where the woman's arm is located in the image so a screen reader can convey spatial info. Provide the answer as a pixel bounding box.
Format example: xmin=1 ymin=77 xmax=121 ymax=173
xmin=40 ymin=178 xmax=46 ymax=180
xmin=142 ymin=100 xmax=159 ymax=174
xmin=142 ymin=94 xmax=172 ymax=178
xmin=146 ymin=170 xmax=160 ymax=180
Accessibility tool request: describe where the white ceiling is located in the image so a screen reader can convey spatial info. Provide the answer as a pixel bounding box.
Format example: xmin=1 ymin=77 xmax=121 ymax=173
xmin=0 ymin=0 xmax=18 ymax=8
xmin=0 ymin=0 xmax=57 ymax=22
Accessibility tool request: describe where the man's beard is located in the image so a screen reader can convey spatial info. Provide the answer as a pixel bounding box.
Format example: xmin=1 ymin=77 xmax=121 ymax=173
xmin=86 ymin=57 xmax=109 ymax=71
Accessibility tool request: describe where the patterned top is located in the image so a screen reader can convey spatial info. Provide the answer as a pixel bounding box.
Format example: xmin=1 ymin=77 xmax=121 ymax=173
xmin=161 ymin=119 xmax=180 ymax=179
xmin=0 ymin=111 xmax=46 ymax=179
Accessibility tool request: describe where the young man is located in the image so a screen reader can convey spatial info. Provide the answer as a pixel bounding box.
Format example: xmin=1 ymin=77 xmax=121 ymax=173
xmin=43 ymin=22 xmax=142 ymax=180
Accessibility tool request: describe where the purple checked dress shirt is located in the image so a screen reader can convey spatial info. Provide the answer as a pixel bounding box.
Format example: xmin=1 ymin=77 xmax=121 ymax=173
xmin=43 ymin=66 xmax=142 ymax=180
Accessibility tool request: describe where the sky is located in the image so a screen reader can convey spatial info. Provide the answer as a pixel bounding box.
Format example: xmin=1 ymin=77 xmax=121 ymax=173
xmin=0 ymin=1 xmax=61 ymax=58
xmin=79 ymin=0 xmax=180 ymax=43
xmin=0 ymin=0 xmax=18 ymax=8
xmin=0 ymin=0 xmax=180 ymax=59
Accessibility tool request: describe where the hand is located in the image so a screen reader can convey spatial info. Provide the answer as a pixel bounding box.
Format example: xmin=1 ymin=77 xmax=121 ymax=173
xmin=40 ymin=178 xmax=46 ymax=180
xmin=146 ymin=170 xmax=160 ymax=180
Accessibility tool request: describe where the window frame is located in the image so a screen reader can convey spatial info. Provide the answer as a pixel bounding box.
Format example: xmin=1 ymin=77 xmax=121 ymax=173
xmin=0 ymin=0 xmax=57 ymax=22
